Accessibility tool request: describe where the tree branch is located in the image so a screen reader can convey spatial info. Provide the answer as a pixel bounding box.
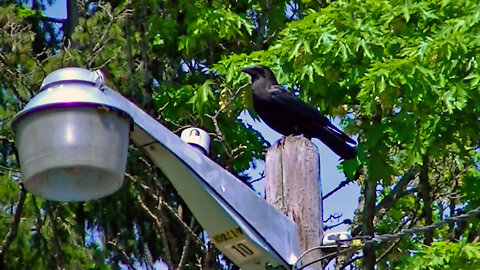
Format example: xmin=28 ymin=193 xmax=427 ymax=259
xmin=46 ymin=202 xmax=65 ymax=270
xmin=352 ymin=166 xmax=418 ymax=237
xmin=107 ymin=239 xmax=135 ymax=269
xmin=126 ymin=172 xmax=204 ymax=249
xmin=176 ymin=218 xmax=196 ymax=270
xmin=202 ymin=243 xmax=216 ymax=270
xmin=374 ymin=166 xmax=418 ymax=214
xmin=323 ymin=179 xmax=353 ymax=200
xmin=124 ymin=24 xmax=137 ymax=97
xmin=206 ymin=83 xmax=249 ymax=144
xmin=339 ymin=255 xmax=362 ymax=270
xmin=248 ymin=171 xmax=264 ymax=184
xmin=216 ymin=83 xmax=249 ymax=117
xmin=375 ymin=239 xmax=399 ymax=264
xmin=0 ymin=164 xmax=20 ymax=174
xmin=135 ymin=187 xmax=175 ymax=268
xmin=64 ymin=0 xmax=79 ymax=43
xmin=87 ymin=3 xmax=132 ymax=68
xmin=137 ymin=0 xmax=152 ymax=106
xmin=419 ymin=155 xmax=433 ymax=245
xmin=362 ymin=178 xmax=376 ymax=270
xmin=0 ymin=185 xmax=27 ymax=267
xmin=253 ymin=0 xmax=271 ymax=50
xmin=376 ymin=212 xmax=419 ymax=264
xmin=27 ymin=15 xmax=67 ymax=24
xmin=30 ymin=196 xmax=48 ymax=255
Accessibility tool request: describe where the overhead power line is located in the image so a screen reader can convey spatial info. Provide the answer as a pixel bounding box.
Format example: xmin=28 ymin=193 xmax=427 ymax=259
xmin=294 ymin=205 xmax=480 ymax=269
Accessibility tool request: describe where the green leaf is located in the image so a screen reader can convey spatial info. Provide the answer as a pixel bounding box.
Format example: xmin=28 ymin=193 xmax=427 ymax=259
xmin=301 ymin=65 xmax=314 ymax=83
xmin=403 ymin=6 xmax=411 ymax=22
xmin=312 ymin=61 xmax=325 ymax=76
xmin=360 ymin=39 xmax=373 ymax=59
xmin=15 ymin=4 xmax=36 ymax=18
xmin=303 ymin=39 xmax=312 ymax=54
xmin=341 ymin=158 xmax=361 ymax=180
xmin=461 ymin=245 xmax=480 ymax=259
xmin=336 ymin=42 xmax=349 ymax=61
xmin=464 ymin=73 xmax=480 ymax=87
xmin=289 ymin=39 xmax=302 ymax=60
xmin=187 ymin=80 xmax=214 ymax=113
xmin=153 ymin=34 xmax=164 ymax=46
xmin=378 ymin=76 xmax=386 ymax=93
xmin=417 ymin=41 xmax=429 ymax=59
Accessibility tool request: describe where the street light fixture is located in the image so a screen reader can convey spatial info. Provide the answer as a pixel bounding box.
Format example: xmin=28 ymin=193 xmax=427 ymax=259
xmin=11 ymin=68 xmax=130 ymax=201
xmin=11 ymin=67 xmax=300 ymax=269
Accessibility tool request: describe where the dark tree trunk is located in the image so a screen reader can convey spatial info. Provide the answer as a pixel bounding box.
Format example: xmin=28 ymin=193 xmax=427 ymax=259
xmin=419 ymin=156 xmax=433 ymax=245
xmin=64 ymin=0 xmax=79 ymax=44
xmin=362 ymin=178 xmax=376 ymax=270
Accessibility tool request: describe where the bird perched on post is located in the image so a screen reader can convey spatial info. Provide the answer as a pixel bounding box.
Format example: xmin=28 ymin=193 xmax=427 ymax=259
xmin=242 ymin=65 xmax=357 ymax=160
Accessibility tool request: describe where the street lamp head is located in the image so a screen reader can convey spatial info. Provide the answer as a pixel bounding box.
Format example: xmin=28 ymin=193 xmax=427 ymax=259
xmin=11 ymin=67 xmax=131 ymax=201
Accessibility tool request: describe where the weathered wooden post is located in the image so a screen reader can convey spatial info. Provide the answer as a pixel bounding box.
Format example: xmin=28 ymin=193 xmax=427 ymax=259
xmin=265 ymin=135 xmax=323 ymax=269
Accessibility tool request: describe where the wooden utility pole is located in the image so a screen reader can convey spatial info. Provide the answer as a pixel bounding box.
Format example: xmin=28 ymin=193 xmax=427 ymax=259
xmin=265 ymin=135 xmax=323 ymax=269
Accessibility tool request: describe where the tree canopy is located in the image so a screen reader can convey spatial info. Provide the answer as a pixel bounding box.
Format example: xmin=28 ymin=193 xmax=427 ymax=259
xmin=0 ymin=0 xmax=480 ymax=269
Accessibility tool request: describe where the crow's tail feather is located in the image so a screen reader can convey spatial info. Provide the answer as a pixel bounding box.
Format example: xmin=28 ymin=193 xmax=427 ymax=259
xmin=327 ymin=125 xmax=356 ymax=145
xmin=313 ymin=125 xmax=357 ymax=160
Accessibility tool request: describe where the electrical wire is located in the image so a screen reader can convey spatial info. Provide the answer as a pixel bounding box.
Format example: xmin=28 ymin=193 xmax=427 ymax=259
xmin=295 ymin=246 xmax=362 ymax=270
xmin=292 ymin=205 xmax=480 ymax=269
xmin=365 ymin=205 xmax=480 ymax=244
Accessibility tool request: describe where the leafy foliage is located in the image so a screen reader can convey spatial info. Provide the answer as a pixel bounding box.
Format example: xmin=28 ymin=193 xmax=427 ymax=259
xmin=214 ymin=0 xmax=480 ymax=268
xmin=398 ymin=242 xmax=480 ymax=270
xmin=1 ymin=0 xmax=480 ymax=269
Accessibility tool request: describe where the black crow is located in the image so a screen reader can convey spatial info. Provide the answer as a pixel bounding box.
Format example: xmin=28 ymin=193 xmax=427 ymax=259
xmin=242 ymin=65 xmax=357 ymax=160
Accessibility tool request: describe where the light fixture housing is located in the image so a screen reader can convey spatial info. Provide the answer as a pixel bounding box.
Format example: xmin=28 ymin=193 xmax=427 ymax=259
xmin=11 ymin=68 xmax=131 ymax=201
xmin=12 ymin=67 xmax=301 ymax=269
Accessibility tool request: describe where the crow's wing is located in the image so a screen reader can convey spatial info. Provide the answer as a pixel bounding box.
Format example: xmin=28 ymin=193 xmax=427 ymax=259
xmin=269 ymin=85 xmax=356 ymax=145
